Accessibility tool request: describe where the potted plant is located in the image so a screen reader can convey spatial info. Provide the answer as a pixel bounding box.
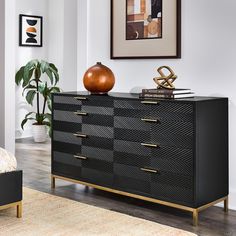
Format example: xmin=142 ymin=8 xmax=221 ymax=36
xmin=15 ymin=59 xmax=60 ymax=142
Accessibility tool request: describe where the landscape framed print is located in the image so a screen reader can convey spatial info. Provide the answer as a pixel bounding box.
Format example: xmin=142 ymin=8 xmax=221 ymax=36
xmin=19 ymin=14 xmax=43 ymax=47
xmin=111 ymin=0 xmax=181 ymax=59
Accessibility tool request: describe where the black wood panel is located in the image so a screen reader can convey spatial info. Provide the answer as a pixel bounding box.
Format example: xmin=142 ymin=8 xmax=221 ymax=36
xmin=0 ymin=171 xmax=22 ymax=206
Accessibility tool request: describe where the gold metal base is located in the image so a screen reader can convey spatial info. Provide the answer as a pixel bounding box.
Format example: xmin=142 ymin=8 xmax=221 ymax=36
xmin=51 ymin=174 xmax=228 ymax=226
xmin=0 ymin=201 xmax=22 ymax=218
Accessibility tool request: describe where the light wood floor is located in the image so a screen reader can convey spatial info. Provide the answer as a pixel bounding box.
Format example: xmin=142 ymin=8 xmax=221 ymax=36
xmin=15 ymin=138 xmax=236 ymax=236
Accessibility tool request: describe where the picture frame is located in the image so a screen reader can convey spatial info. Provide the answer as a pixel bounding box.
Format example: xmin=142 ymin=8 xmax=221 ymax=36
xmin=111 ymin=0 xmax=181 ymax=59
xmin=19 ymin=14 xmax=43 ymax=47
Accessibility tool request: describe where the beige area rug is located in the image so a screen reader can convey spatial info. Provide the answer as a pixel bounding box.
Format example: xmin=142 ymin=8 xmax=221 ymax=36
xmin=0 ymin=188 xmax=197 ymax=236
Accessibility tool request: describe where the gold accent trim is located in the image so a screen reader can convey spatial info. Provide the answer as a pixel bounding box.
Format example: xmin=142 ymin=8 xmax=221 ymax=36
xmin=51 ymin=174 xmax=228 ymax=226
xmin=51 ymin=174 xmax=193 ymax=211
xmin=74 ymin=111 xmax=88 ymax=116
xmin=17 ymin=201 xmax=22 ymax=218
xmin=141 ymin=101 xmax=159 ymax=105
xmin=193 ymin=209 xmax=198 ymax=226
xmin=141 ymin=118 xmax=159 ymax=123
xmin=73 ymin=133 xmax=87 ymax=138
xmin=141 ymin=143 xmax=159 ymax=148
xmin=224 ymin=196 xmax=229 ymax=212
xmin=0 ymin=201 xmax=22 ymax=218
xmin=74 ymin=96 xmax=87 ymax=101
xmin=197 ymin=196 xmax=228 ymax=212
xmin=74 ymin=155 xmax=88 ymax=160
xmin=51 ymin=175 xmax=55 ymax=189
xmin=140 ymin=168 xmax=158 ymax=174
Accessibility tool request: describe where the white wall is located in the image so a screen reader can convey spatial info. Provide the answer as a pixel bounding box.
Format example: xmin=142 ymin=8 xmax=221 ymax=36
xmin=4 ymin=0 xmax=16 ymax=153
xmin=15 ymin=0 xmax=78 ymax=138
xmin=48 ymin=0 xmax=77 ymax=92
xmin=78 ymin=0 xmax=236 ymax=209
xmin=15 ymin=0 xmax=49 ymax=139
xmin=0 ymin=0 xmax=5 ymax=148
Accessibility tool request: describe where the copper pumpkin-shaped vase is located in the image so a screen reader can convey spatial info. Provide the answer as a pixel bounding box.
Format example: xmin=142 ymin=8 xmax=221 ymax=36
xmin=83 ymin=62 xmax=115 ymax=94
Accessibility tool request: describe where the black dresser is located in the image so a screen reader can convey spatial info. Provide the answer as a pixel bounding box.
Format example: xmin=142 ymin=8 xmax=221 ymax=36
xmin=51 ymin=92 xmax=228 ymax=225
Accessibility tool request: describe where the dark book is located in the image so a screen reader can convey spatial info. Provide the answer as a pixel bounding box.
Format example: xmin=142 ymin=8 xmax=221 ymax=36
xmin=142 ymin=88 xmax=192 ymax=95
xmin=139 ymin=92 xmax=195 ymax=99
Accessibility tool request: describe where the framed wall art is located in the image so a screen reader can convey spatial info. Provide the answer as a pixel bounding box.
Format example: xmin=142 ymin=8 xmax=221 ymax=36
xmin=111 ymin=0 xmax=181 ymax=59
xmin=19 ymin=14 xmax=43 ymax=47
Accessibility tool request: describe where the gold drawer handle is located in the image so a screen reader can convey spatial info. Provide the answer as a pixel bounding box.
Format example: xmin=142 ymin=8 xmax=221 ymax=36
xmin=141 ymin=101 xmax=159 ymax=105
xmin=74 ymin=96 xmax=87 ymax=101
xmin=74 ymin=155 xmax=88 ymax=160
xmin=141 ymin=118 xmax=159 ymax=123
xmin=141 ymin=143 xmax=159 ymax=148
xmin=74 ymin=111 xmax=88 ymax=116
xmin=141 ymin=168 xmax=158 ymax=174
xmin=73 ymin=133 xmax=88 ymax=138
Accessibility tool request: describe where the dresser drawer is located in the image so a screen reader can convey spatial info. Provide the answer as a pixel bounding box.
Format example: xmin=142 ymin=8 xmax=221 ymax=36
xmin=151 ymin=171 xmax=194 ymax=204
xmin=114 ymin=140 xmax=151 ymax=156
xmin=114 ymin=151 xmax=150 ymax=168
xmin=54 ymin=95 xmax=83 ymax=105
xmin=143 ymin=100 xmax=194 ymax=123
xmin=114 ymin=128 xmax=150 ymax=143
xmin=53 ymin=120 xmax=82 ymax=133
xmin=113 ymin=162 xmax=194 ymax=203
xmin=150 ymin=120 xmax=193 ymax=149
xmin=114 ymin=140 xmax=193 ymax=175
xmin=53 ymin=141 xmax=81 ymax=155
xmin=53 ymin=131 xmax=82 ymax=145
xmin=52 ymin=151 xmax=113 ymax=187
xmin=53 ymin=94 xmax=113 ymax=107
xmin=114 ymin=163 xmax=151 ymax=196
xmin=151 ymin=146 xmax=193 ymax=176
xmin=114 ymin=99 xmax=149 ymax=118
xmin=53 ymin=110 xmax=114 ymax=127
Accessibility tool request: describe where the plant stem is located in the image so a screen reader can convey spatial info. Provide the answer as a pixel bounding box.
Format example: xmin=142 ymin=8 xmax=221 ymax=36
xmin=35 ymin=70 xmax=40 ymax=124
xmin=42 ymin=96 xmax=47 ymax=115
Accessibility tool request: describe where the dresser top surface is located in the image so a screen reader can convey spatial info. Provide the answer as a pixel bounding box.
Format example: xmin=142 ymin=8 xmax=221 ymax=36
xmin=53 ymin=91 xmax=227 ymax=102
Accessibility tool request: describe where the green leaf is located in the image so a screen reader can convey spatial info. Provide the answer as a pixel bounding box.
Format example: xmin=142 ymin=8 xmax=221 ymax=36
xmin=48 ymin=126 xmax=52 ymax=138
xmin=47 ymin=99 xmax=52 ymax=111
xmin=23 ymin=67 xmax=34 ymax=87
xmin=21 ymin=119 xmax=28 ymax=130
xmin=46 ymin=69 xmax=54 ymax=85
xmin=50 ymin=86 xmax=61 ymax=93
xmin=42 ymin=121 xmax=50 ymax=127
xmin=35 ymin=63 xmax=41 ymax=80
xmin=49 ymin=63 xmax=59 ymax=85
xmin=40 ymin=60 xmax=49 ymax=73
xmin=44 ymin=113 xmax=51 ymax=121
xmin=49 ymin=63 xmax=58 ymax=72
xmin=15 ymin=66 xmax=25 ymax=85
xmin=26 ymin=90 xmax=36 ymax=105
xmin=22 ymin=84 xmax=37 ymax=95
xmin=36 ymin=113 xmax=45 ymax=124
xmin=38 ymin=83 xmax=46 ymax=94
xmin=23 ymin=60 xmax=36 ymax=78
xmin=24 ymin=111 xmax=36 ymax=119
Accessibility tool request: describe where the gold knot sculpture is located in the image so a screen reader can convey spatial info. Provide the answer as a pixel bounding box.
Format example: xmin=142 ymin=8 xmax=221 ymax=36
xmin=153 ymin=66 xmax=177 ymax=89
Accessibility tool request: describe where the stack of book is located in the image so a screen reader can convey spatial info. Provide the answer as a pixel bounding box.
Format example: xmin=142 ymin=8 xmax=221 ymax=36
xmin=139 ymin=88 xmax=194 ymax=99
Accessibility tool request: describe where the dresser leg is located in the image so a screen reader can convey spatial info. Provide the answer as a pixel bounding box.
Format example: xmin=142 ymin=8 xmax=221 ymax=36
xmin=51 ymin=176 xmax=55 ymax=189
xmin=193 ymin=209 xmax=198 ymax=226
xmin=17 ymin=201 xmax=22 ymax=218
xmin=224 ymin=196 xmax=228 ymax=212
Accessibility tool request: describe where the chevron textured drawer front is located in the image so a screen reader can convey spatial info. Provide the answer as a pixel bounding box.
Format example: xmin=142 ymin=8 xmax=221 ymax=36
xmin=52 ymin=92 xmax=228 ymax=218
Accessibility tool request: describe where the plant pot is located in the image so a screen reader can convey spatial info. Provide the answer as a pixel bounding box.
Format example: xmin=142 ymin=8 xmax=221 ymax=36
xmin=32 ymin=124 xmax=47 ymax=143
